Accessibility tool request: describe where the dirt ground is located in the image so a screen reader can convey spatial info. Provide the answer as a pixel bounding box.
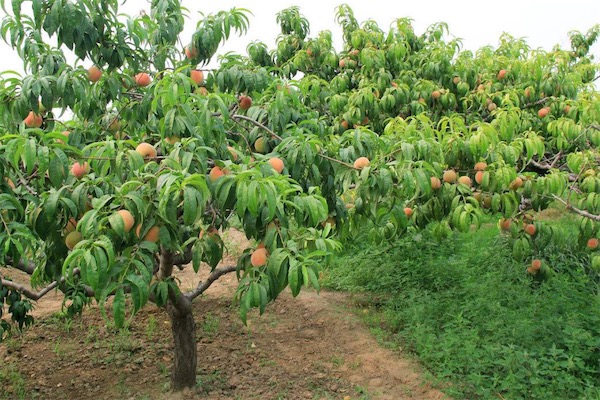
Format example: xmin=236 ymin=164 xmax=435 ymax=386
xmin=0 ymin=230 xmax=447 ymax=400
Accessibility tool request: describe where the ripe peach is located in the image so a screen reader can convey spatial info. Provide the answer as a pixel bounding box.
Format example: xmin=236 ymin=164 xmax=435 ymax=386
xmin=185 ymin=46 xmax=198 ymax=59
xmin=475 ymin=171 xmax=484 ymax=185
xmin=588 ymin=238 xmax=599 ymax=250
xmin=432 ymin=90 xmax=441 ymax=100
xmin=497 ymin=69 xmax=507 ymax=80
xmin=136 ymin=142 xmax=157 ymax=159
xmin=70 ymin=161 xmax=90 ymax=179
xmin=88 ymin=66 xmax=102 ymax=82
xmin=524 ymin=224 xmax=536 ymax=236
xmin=458 ymin=176 xmax=472 ymax=187
xmin=136 ymin=225 xmax=160 ymax=243
xmin=268 ymin=157 xmax=285 ymax=174
xmin=209 ymin=166 xmax=225 ymax=182
xmin=190 ymin=69 xmax=204 ymax=85
xmin=404 ymin=207 xmax=413 ymax=218
xmin=474 ymin=162 xmax=488 ymax=171
xmin=353 ymin=157 xmax=370 ymax=170
xmin=24 ymin=111 xmax=43 ymax=128
xmin=509 ymin=177 xmax=523 ymax=190
xmin=531 ymin=259 xmax=542 ymax=271
xmin=537 ymin=107 xmax=550 ymax=118
xmin=134 ymin=72 xmax=152 ymax=87
xmin=500 ymin=218 xmax=511 ymax=231
xmin=340 ymin=120 xmax=349 ymax=130
xmin=250 ymin=247 xmax=269 ymax=267
xmin=238 ymin=95 xmax=253 ymax=110
xmin=227 ymin=146 xmax=238 ymax=161
xmin=116 ymin=210 xmax=135 ymax=233
xmin=443 ymin=170 xmax=457 ymax=183
xmin=431 ymin=176 xmax=442 ymax=190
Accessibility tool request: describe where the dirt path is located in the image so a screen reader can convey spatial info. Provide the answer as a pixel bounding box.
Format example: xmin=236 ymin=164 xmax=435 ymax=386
xmin=1 ymin=231 xmax=447 ymax=400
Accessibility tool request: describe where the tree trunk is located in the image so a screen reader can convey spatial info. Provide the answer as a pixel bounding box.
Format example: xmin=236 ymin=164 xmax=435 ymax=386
xmin=167 ymin=294 xmax=197 ymax=391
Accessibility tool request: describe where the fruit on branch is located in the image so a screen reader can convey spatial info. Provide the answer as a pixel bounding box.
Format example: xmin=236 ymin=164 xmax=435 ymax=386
xmin=185 ymin=46 xmax=198 ymax=59
xmin=65 ymin=217 xmax=78 ymax=233
xmin=254 ymin=137 xmax=268 ymax=153
xmin=475 ymin=171 xmax=484 ymax=185
xmin=136 ymin=143 xmax=157 ymax=159
xmin=65 ymin=231 xmax=82 ymax=250
xmin=135 ymin=72 xmax=152 ymax=87
xmin=190 ymin=70 xmax=204 ymax=85
xmin=24 ymin=111 xmax=43 ymax=128
xmin=443 ymin=169 xmax=457 ymax=183
xmin=353 ymin=157 xmax=370 ymax=170
xmin=474 ymin=162 xmax=488 ymax=171
xmin=588 ymin=238 xmax=599 ymax=250
xmin=431 ymin=176 xmax=442 ymax=190
xmin=458 ymin=176 xmax=472 ymax=186
xmin=199 ymin=227 xmax=219 ymax=239
xmin=227 ymin=146 xmax=238 ymax=161
xmin=88 ymin=66 xmax=102 ymax=82
xmin=238 ymin=95 xmax=253 ymax=110
xmin=500 ymin=218 xmax=512 ymax=231
xmin=250 ymin=247 xmax=269 ymax=267
xmin=268 ymin=157 xmax=285 ymax=174
xmin=524 ymin=224 xmax=536 ymax=236
xmin=135 ymin=225 xmax=160 ymax=243
xmin=322 ymin=217 xmax=336 ymax=228
xmin=58 ymin=130 xmax=70 ymax=144
xmin=116 ymin=210 xmax=135 ymax=233
xmin=70 ymin=161 xmax=90 ymax=180
xmin=432 ymin=90 xmax=441 ymax=100
xmin=165 ymin=136 xmax=180 ymax=145
xmin=209 ymin=166 xmax=225 ymax=182
xmin=537 ymin=107 xmax=550 ymax=118
xmin=108 ymin=118 xmax=121 ymax=132
xmin=404 ymin=207 xmax=413 ymax=218
xmin=509 ymin=177 xmax=523 ymax=190
xmin=497 ymin=69 xmax=507 ymax=79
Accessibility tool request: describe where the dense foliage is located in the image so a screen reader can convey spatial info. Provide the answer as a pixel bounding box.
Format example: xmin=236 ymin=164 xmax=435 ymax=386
xmin=0 ymin=0 xmax=598 ymax=390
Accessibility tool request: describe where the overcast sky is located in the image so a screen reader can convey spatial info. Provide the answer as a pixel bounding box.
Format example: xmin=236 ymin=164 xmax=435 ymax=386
xmin=0 ymin=0 xmax=599 ymax=72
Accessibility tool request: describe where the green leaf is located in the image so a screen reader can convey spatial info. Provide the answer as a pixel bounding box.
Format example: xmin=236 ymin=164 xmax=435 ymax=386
xmin=113 ymin=287 xmax=125 ymax=329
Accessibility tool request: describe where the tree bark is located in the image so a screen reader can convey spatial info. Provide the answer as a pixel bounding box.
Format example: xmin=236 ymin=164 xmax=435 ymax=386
xmin=167 ymin=293 xmax=197 ymax=391
xmin=160 ymin=247 xmax=197 ymax=391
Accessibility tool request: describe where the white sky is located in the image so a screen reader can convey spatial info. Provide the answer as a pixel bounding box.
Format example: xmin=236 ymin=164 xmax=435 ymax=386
xmin=0 ymin=0 xmax=599 ymax=73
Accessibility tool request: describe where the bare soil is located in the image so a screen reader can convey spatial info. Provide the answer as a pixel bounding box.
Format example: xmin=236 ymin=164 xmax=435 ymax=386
xmin=1 ymin=230 xmax=447 ymax=400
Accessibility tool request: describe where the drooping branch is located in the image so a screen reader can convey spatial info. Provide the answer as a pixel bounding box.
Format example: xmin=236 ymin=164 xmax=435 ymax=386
xmin=184 ymin=265 xmax=237 ymax=300
xmin=552 ymin=195 xmax=600 ymax=221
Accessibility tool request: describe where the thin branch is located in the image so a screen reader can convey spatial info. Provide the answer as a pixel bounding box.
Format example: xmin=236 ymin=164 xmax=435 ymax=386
xmin=231 ymin=114 xmax=283 ymax=141
xmin=552 ymin=195 xmax=600 ymax=221
xmin=185 ymin=265 xmax=237 ymax=300
xmin=318 ymin=153 xmax=357 ymax=169
xmin=522 ymin=97 xmax=550 ymax=109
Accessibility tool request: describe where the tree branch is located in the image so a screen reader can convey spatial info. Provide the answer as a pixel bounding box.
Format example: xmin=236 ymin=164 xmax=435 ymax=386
xmin=159 ymin=246 xmax=174 ymax=279
xmin=231 ymin=114 xmax=283 ymax=141
xmin=4 ymin=258 xmax=37 ymax=275
xmin=0 ymin=278 xmax=59 ymax=301
xmin=552 ymin=195 xmax=600 ymax=221
xmin=184 ymin=265 xmax=237 ymax=300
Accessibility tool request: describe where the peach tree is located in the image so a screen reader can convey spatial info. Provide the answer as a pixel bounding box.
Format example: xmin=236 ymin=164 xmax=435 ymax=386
xmin=1 ymin=0 xmax=599 ymax=390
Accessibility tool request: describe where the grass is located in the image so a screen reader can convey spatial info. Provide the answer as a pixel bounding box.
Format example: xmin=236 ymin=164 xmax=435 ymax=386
xmin=322 ymin=213 xmax=600 ymax=400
